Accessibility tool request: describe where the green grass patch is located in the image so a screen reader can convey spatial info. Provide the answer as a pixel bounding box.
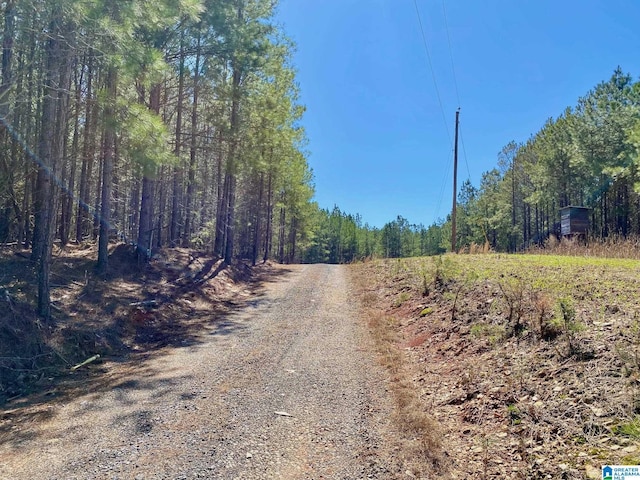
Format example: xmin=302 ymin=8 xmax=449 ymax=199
xmin=470 ymin=323 xmax=506 ymax=345
xmin=393 ymin=292 xmax=411 ymax=307
xmin=507 ymin=404 xmax=522 ymax=425
xmin=613 ymin=417 xmax=640 ymax=438
xmin=397 ymin=253 xmax=640 ymax=306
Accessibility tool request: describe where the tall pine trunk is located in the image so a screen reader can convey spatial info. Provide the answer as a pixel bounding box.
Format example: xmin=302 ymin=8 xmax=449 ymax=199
xmin=33 ymin=9 xmax=71 ymax=317
xmin=263 ymin=170 xmax=273 ymax=262
xmin=97 ymin=67 xmax=117 ymax=275
xmin=136 ymin=84 xmax=161 ymax=262
xmin=214 ymin=172 xmax=229 ymax=257
xmin=252 ymin=172 xmax=264 ymax=266
xmin=277 ymin=195 xmax=285 ymax=264
xmin=156 ymin=165 xmax=167 ymax=248
xmin=76 ymin=53 xmax=94 ymax=243
xmin=219 ymin=67 xmax=242 ymax=264
xmin=92 ymin=133 xmax=104 ymax=240
xmin=170 ymin=32 xmax=185 ymax=248
xmin=182 ymin=33 xmax=200 ymax=247
xmin=0 ymin=0 xmax=15 ymax=243
xmin=61 ymin=61 xmax=82 ymax=246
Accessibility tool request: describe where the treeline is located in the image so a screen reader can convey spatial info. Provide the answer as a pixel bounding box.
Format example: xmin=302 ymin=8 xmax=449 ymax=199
xmin=300 ymin=68 xmax=640 ymax=260
xmin=448 ymin=67 xmax=640 ymax=252
xmin=300 ymin=207 xmax=445 ymax=263
xmin=0 ymin=0 xmax=314 ymax=317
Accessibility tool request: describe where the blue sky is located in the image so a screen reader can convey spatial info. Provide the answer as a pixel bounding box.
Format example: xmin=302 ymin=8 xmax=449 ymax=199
xmin=275 ymin=1 xmax=640 ymax=228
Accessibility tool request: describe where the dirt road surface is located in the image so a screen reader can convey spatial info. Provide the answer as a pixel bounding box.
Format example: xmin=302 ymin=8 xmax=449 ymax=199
xmin=0 ymin=264 xmax=404 ymax=479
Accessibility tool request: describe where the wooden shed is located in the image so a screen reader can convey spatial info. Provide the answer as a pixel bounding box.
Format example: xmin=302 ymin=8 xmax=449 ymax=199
xmin=560 ymin=206 xmax=590 ymax=236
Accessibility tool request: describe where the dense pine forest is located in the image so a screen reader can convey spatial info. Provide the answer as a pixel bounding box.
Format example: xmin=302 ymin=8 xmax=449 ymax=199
xmin=0 ymin=0 xmax=317 ymax=317
xmin=1 ymin=1 xmax=640 ymax=319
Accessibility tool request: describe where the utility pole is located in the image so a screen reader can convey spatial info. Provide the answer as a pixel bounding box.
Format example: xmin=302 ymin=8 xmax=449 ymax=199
xmin=451 ymin=108 xmax=460 ymax=253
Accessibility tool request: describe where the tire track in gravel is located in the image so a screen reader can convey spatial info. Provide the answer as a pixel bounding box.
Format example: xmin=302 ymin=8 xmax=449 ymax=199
xmin=0 ymin=264 xmax=403 ymax=479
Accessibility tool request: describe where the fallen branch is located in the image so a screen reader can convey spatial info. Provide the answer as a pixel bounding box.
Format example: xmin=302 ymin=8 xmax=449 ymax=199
xmin=51 ymin=347 xmax=71 ymax=366
xmin=129 ymin=300 xmax=158 ymax=308
xmin=49 ymin=303 xmax=63 ymax=313
xmin=71 ymin=354 xmax=100 ymax=371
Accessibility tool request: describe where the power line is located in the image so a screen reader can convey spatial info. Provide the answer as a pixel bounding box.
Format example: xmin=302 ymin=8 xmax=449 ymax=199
xmin=459 ymin=124 xmax=472 ymax=181
xmin=413 ymin=0 xmax=469 ymax=224
xmin=440 ymin=1 xmax=470 ymax=188
xmin=434 ymin=147 xmax=453 ymax=220
xmin=413 ymin=0 xmax=451 ymax=145
xmin=441 ymin=0 xmax=461 ymax=108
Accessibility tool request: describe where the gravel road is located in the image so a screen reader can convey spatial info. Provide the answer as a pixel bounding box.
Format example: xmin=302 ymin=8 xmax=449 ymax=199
xmin=1 ymin=264 xmax=402 ymax=479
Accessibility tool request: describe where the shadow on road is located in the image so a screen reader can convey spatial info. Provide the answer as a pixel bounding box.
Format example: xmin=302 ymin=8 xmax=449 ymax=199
xmin=0 ymin=246 xmax=295 ymax=449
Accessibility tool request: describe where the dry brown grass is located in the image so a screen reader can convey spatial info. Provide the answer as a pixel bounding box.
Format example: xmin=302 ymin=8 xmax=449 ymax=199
xmin=463 ymin=241 xmax=492 ymax=255
xmin=530 ymin=234 xmax=640 ymax=259
xmin=349 ymin=266 xmax=447 ymax=478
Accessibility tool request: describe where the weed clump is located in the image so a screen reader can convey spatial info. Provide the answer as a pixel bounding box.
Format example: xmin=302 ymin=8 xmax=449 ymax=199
xmin=432 ymin=255 xmax=456 ymax=291
xmin=554 ymin=297 xmax=585 ymax=357
xmin=470 ymin=323 xmax=505 ymax=346
xmin=497 ymin=276 xmax=527 ymax=337
xmin=532 ymin=291 xmax=560 ymax=340
xmin=419 ymin=307 xmax=433 ymax=317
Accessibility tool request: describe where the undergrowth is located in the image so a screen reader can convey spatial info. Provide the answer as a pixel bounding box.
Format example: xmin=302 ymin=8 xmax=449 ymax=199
xmin=0 ymin=243 xmax=267 ymax=404
xmin=530 ymin=234 xmax=640 ymax=260
xmin=351 ymin=250 xmax=640 ymax=477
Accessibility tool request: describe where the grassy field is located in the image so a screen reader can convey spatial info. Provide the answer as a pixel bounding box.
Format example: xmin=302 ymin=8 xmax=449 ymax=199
xmin=350 ymin=252 xmax=640 ymax=479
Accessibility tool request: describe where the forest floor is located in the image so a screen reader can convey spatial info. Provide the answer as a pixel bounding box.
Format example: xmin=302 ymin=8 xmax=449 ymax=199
xmin=0 ymin=243 xmax=274 ymax=402
xmin=350 ymin=253 xmax=640 ymax=479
